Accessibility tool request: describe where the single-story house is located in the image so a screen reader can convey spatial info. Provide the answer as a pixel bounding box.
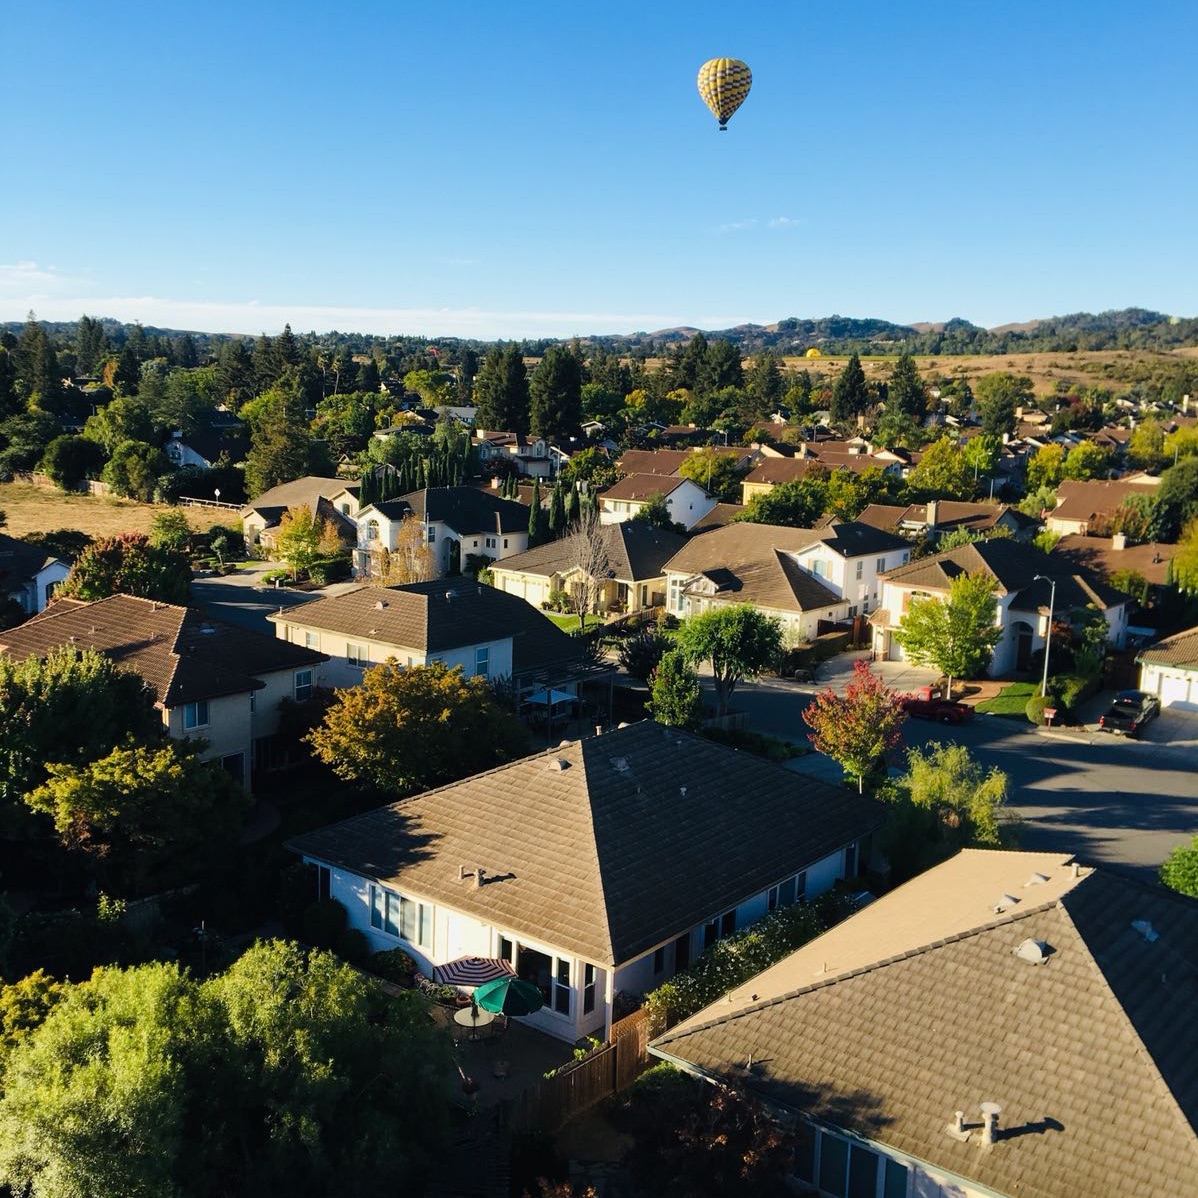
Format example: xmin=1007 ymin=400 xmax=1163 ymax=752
xmin=0 ymin=594 xmax=327 ymax=785
xmin=871 ymin=538 xmax=1130 ymax=674
xmin=356 ymin=486 xmax=530 ymax=579
xmin=1137 ymin=625 xmax=1198 ymax=712
xmin=650 ymin=848 xmax=1198 ymax=1198
xmin=856 ymin=500 xmax=1039 ymax=543
xmin=489 ymin=522 xmax=688 ymax=617
xmin=165 ymin=426 xmax=250 ymax=470
xmin=268 ymin=578 xmax=584 ymax=691
xmin=0 ymin=532 xmax=70 ymax=616
xmin=287 ymin=721 xmax=885 ymax=1043
xmin=1044 ymin=477 xmax=1160 ymax=537
xmin=241 ymin=476 xmax=360 ymax=551
xmin=598 ymin=474 xmax=717 ymax=531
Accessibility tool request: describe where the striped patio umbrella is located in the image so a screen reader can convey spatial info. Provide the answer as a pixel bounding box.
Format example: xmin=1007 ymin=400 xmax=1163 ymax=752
xmin=432 ymin=956 xmax=517 ymax=988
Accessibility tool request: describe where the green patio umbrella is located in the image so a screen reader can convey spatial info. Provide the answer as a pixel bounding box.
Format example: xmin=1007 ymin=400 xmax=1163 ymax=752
xmin=473 ymin=975 xmax=544 ymax=1016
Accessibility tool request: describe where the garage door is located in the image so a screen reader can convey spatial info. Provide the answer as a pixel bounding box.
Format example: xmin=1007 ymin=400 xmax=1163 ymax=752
xmin=1160 ymin=673 xmax=1196 ymax=710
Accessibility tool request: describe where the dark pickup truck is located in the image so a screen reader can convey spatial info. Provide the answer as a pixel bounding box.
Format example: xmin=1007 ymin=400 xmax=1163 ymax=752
xmin=899 ymin=693 xmax=974 ymax=724
xmin=1097 ymin=690 xmax=1161 ymax=738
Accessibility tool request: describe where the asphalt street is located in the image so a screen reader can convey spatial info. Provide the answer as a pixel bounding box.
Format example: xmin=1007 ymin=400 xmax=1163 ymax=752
xmin=191 ymin=563 xmax=359 ymax=635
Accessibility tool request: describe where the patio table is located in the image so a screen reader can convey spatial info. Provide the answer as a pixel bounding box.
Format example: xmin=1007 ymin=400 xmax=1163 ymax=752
xmin=453 ymin=1006 xmax=496 ymax=1041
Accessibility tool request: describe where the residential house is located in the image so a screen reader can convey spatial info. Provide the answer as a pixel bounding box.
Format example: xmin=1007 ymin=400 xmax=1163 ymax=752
xmin=241 ymin=476 xmax=360 ymax=552
xmin=739 ymin=453 xmax=902 ymax=506
xmin=473 ymin=430 xmax=555 ymax=479
xmin=0 ymin=533 xmax=70 ymax=616
xmin=599 ymin=474 xmax=717 ymax=531
xmin=856 ymin=500 xmax=1039 ymax=543
xmin=355 ymin=486 xmax=529 ymax=579
xmin=1137 ymin=625 xmax=1198 ymax=711
xmin=1052 ymin=533 xmax=1173 ymax=595
xmin=615 ymin=447 xmax=755 ymax=478
xmin=1044 ymin=477 xmax=1160 ymax=536
xmin=490 ymin=522 xmax=688 ymax=617
xmin=165 ymin=426 xmax=250 ymax=470
xmin=287 ymin=721 xmax=884 ymax=1042
xmin=688 ymin=502 xmax=745 ymax=533
xmin=870 ymin=538 xmax=1130 ymax=673
xmin=650 ymin=849 xmax=1198 ymax=1198
xmin=0 ymin=594 xmax=327 ymax=785
xmin=268 ymin=578 xmax=584 ymax=691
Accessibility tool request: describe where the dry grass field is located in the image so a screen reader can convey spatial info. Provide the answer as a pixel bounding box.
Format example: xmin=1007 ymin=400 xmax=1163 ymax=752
xmin=0 ymin=482 xmax=233 ymax=540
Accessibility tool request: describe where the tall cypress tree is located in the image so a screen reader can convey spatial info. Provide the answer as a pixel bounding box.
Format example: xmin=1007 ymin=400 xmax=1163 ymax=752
xmin=887 ymin=353 xmax=927 ymax=420
xmin=529 ymin=344 xmax=583 ymax=443
xmin=528 ymin=479 xmax=543 ymax=546
xmin=547 ymin=484 xmax=564 ymax=536
xmin=830 ymin=353 xmax=870 ymax=425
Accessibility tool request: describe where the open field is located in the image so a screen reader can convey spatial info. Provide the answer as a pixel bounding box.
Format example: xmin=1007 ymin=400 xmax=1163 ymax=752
xmin=0 ymin=483 xmax=234 ymax=540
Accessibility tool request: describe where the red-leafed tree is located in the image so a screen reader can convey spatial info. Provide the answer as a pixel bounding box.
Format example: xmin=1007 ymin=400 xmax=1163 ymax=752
xmin=802 ymin=659 xmax=907 ymax=793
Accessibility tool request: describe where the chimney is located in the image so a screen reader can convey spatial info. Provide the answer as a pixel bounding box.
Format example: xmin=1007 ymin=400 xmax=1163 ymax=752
xmin=926 ymin=499 xmax=940 ymax=528
xmin=981 ymin=1102 xmax=1003 ymax=1145
xmin=1111 ymin=532 xmax=1127 ymax=551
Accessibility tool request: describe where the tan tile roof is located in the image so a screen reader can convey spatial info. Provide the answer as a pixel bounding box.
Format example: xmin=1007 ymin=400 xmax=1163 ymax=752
xmin=1138 ymin=625 xmax=1198 ymax=670
xmin=490 ymin=523 xmax=688 ymax=584
xmin=600 ymin=474 xmax=690 ymax=503
xmin=615 ymin=449 xmax=690 ymax=476
xmin=654 ymin=858 xmax=1198 ymax=1198
xmin=287 ymin=721 xmax=885 ymax=967
xmin=243 ymin=476 xmax=356 ymax=518
xmin=0 ymin=594 xmax=326 ymax=707
xmin=689 ymin=502 xmax=745 ymax=533
xmin=1052 ymin=536 xmax=1174 ymax=587
xmin=270 ymin=580 xmax=583 ymax=675
xmin=664 ymin=524 xmax=843 ymax=615
xmin=1050 ymin=478 xmax=1160 ymax=525
xmin=855 ymin=503 xmax=908 ymax=532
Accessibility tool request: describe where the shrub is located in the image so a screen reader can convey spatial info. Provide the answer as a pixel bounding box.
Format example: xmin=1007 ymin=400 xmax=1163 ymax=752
xmin=261 ymin=568 xmax=292 ymax=585
xmin=301 ymin=897 xmax=349 ymax=949
xmin=307 ymin=555 xmax=352 ymax=585
xmin=277 ymin=862 xmax=317 ymax=936
xmin=336 ymin=927 xmax=371 ymax=966
xmin=547 ymin=588 xmax=571 ymax=613
xmin=1025 ymin=694 xmax=1056 ymax=725
xmin=1056 ymin=672 xmax=1101 ymax=714
xmin=369 ymin=947 xmax=418 ymax=984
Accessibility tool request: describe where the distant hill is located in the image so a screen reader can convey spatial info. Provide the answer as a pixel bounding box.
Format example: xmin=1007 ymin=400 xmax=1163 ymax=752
xmin=5 ymin=307 xmax=1197 ymax=358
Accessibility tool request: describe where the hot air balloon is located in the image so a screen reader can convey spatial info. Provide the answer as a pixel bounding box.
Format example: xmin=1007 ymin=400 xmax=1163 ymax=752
xmin=697 ymin=57 xmax=752 ymax=130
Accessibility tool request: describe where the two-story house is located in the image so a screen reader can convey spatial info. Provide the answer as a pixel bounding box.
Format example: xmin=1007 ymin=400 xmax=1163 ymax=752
xmin=473 ymin=430 xmax=555 ymax=479
xmin=598 ymin=475 xmax=717 ymax=531
xmin=355 ymin=487 xmax=530 ymax=579
xmin=0 ymin=594 xmax=327 ymax=785
xmin=241 ymin=476 xmax=360 ymax=552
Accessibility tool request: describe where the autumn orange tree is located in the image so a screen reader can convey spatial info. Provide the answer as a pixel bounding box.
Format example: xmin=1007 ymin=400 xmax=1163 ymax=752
xmin=802 ymin=659 xmax=907 ymax=793
xmin=306 ymin=661 xmax=530 ymax=796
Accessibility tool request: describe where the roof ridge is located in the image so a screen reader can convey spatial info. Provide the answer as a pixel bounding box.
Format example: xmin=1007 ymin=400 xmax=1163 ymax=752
xmin=655 ymin=899 xmax=1065 ymax=1044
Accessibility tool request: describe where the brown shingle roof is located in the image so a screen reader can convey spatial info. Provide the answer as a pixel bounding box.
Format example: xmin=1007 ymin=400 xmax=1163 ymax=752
xmin=287 ymin=722 xmax=885 ymax=967
xmin=1049 ymin=478 xmax=1160 ymax=526
xmin=1052 ymin=535 xmax=1174 ymax=587
xmin=600 ymin=474 xmax=690 ymax=503
xmin=242 ymin=476 xmax=357 ymax=525
xmin=1138 ymin=625 xmax=1198 ymax=670
xmin=615 ymin=449 xmax=690 ymax=476
xmin=664 ymin=524 xmax=843 ymax=614
xmin=490 ymin=523 xmax=688 ymax=584
xmin=270 ymin=580 xmax=584 ymax=675
xmin=654 ymin=858 xmax=1198 ymax=1198
xmin=0 ymin=594 xmax=326 ymax=706
xmin=689 ymin=502 xmax=745 ymax=533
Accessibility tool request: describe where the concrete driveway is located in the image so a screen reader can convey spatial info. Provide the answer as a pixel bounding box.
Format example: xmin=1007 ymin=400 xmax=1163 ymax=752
xmin=189 ymin=563 xmax=361 ymax=635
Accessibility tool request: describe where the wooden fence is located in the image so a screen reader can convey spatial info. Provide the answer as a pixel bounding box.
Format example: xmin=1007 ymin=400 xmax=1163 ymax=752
xmin=501 ymin=1008 xmax=651 ymax=1133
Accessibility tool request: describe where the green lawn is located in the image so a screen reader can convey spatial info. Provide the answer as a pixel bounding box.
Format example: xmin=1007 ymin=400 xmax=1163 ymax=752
xmin=974 ymin=682 xmax=1039 ymax=718
xmin=542 ymin=612 xmax=582 ymax=634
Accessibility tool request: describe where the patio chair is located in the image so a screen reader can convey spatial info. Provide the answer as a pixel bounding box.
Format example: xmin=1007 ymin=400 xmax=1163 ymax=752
xmin=483 ymin=1013 xmax=508 ymax=1044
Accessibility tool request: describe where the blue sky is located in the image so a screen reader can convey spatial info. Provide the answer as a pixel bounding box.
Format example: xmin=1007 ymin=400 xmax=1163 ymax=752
xmin=3 ymin=0 xmax=1195 ymax=340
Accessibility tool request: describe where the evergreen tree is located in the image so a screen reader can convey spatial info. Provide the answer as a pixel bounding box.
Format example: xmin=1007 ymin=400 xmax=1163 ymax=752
xmin=746 ymin=351 xmax=786 ymax=411
xmin=75 ymin=315 xmax=109 ymax=377
xmin=547 ymin=484 xmax=565 ymax=535
xmin=698 ymin=339 xmax=744 ymax=396
xmin=564 ymin=484 xmax=579 ymax=524
xmin=887 ymin=353 xmax=927 ymax=419
xmin=830 ymin=353 xmax=870 ymax=424
xmin=472 ymin=345 xmax=529 ymax=434
xmin=527 ymin=478 xmax=544 ymax=545
xmin=214 ymin=339 xmax=254 ymax=408
xmin=670 ymin=332 xmax=709 ymax=392
xmin=244 ymin=388 xmax=313 ymax=496
xmin=251 ymin=334 xmax=277 ymax=392
xmin=15 ymin=313 xmax=63 ymax=406
xmin=529 ymin=344 xmax=583 ymax=443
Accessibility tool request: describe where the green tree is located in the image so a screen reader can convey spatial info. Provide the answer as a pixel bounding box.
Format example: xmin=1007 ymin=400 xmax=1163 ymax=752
xmin=887 ymin=352 xmax=927 ymax=419
xmin=0 ymin=649 xmax=157 ymax=827
xmin=630 ymin=491 xmax=679 ymax=532
xmin=829 ymin=353 xmax=870 ymax=424
xmin=1171 ymin=518 xmax=1198 ymax=594
xmin=1126 ymin=419 xmax=1166 ymax=472
xmin=698 ymin=339 xmax=744 ymax=396
xmin=802 ymin=659 xmax=907 ymax=793
xmin=527 ymin=478 xmax=545 ymax=545
xmin=1153 ymin=457 xmax=1198 ymax=541
xmin=906 ymin=435 xmax=971 ymax=498
xmin=275 ymin=505 xmax=345 ymax=579
xmin=59 ymin=532 xmax=192 ymax=605
xmin=675 ymin=605 xmax=783 ymax=717
xmin=560 ymin=446 xmax=618 ymax=491
xmin=736 ymin=474 xmax=828 ymax=527
xmin=244 ymin=385 xmax=313 ymax=497
xmin=647 ymin=649 xmax=703 ymax=731
xmin=27 ymin=740 xmax=249 ymax=894
xmin=961 ymin=433 xmax=1001 ymax=488
xmin=75 ymin=314 xmax=109 ymax=376
xmin=82 ymin=395 xmax=156 ymax=453
xmin=1160 ymin=833 xmax=1198 ymax=898
xmin=472 ymin=344 xmax=529 ymax=435
xmin=746 ymin=350 xmax=786 ymax=411
xmin=100 ymin=438 xmax=170 ymax=501
xmin=892 ymin=571 xmax=1003 ymax=697
xmin=1061 ymin=439 xmax=1112 ymax=481
xmin=679 ymin=446 xmax=743 ymax=502
xmin=529 ymin=344 xmax=583 ymax=443
xmin=14 ymin=313 xmax=63 ymax=408
xmin=1027 ymin=443 xmax=1066 ymax=490
xmin=618 ymin=627 xmax=671 ymax=684
xmin=149 ymin=509 xmax=193 ymax=553
xmin=307 ymin=660 xmax=530 ymax=796
xmin=39 ymin=434 xmax=106 ymax=491
xmin=974 ymin=372 xmax=1031 ymax=438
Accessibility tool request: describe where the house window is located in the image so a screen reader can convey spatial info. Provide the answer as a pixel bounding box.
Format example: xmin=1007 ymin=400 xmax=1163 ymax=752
xmin=768 ymin=871 xmax=805 ymax=912
xmin=369 ymin=884 xmax=429 ymax=948
xmin=305 ymin=631 xmax=319 ymax=649
xmin=813 ymin=560 xmax=826 ymax=577
xmin=818 ymin=1134 xmax=849 ymax=1196
xmin=294 ymin=669 xmax=313 ymax=701
xmin=703 ymin=909 xmax=736 ymax=949
xmin=503 ymin=538 xmax=509 ymax=549
xmin=486 ymin=536 xmax=496 ymax=550
xmin=220 ymin=752 xmax=245 ymax=784
xmin=902 ymin=551 xmax=910 ymax=563
xmin=845 ymin=841 xmax=859 ymax=878
xmin=366 ymin=520 xmax=380 ymax=542
xmin=553 ymin=958 xmax=571 ymax=1015
xmin=674 ymin=932 xmax=691 ymax=971
xmin=249 ymin=691 xmax=256 ymax=715
xmin=849 ymin=605 xmax=858 ymax=617
xmin=876 ymin=557 xmax=886 ymax=572
xmin=583 ymin=963 xmax=597 ymax=1015
xmin=183 ymin=700 xmax=209 ymax=730
xmin=475 ymin=645 xmax=489 ymax=677
xmin=653 ymin=946 xmax=666 ymax=974
xmin=427 ymin=526 xmax=436 ymax=544
xmin=501 ymin=940 xmax=573 ymax=1017
xmin=346 ymin=643 xmax=367 ymax=667
xmin=316 ymin=865 xmax=331 ymax=901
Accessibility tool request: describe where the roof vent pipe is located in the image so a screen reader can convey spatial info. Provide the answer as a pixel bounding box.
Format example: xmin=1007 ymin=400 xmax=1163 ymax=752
xmin=954 ymin=1111 xmax=966 ymax=1135
xmin=980 ymin=1102 xmax=1003 ymax=1146
xmin=475 ymin=867 xmax=486 ymax=889
xmin=1071 ymin=861 xmax=1081 ymax=878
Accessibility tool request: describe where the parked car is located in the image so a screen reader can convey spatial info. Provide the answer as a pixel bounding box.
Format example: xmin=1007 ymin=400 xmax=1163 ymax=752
xmin=1097 ymin=690 xmax=1161 ymax=738
xmin=899 ymin=692 xmax=973 ymax=724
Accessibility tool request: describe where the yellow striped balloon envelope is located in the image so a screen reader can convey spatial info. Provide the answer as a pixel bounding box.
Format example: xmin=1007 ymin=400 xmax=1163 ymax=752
xmin=697 ymin=57 xmax=752 ymax=130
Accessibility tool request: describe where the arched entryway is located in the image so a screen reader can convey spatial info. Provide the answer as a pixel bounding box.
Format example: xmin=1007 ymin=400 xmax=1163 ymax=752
xmin=1012 ymin=620 xmax=1035 ymax=671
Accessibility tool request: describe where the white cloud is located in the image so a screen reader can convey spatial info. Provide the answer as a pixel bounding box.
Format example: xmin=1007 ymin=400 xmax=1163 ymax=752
xmin=718 ymin=218 xmax=759 ymax=233
xmin=767 ymin=216 xmax=800 ymax=229
xmin=0 ymin=261 xmax=88 ymax=299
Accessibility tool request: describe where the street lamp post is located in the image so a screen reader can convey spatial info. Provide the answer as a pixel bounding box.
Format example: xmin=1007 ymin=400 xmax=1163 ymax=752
xmin=1033 ymin=574 xmax=1057 ymax=698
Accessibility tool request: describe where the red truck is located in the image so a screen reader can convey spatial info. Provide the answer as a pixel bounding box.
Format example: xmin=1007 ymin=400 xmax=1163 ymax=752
xmin=899 ymin=687 xmax=973 ymax=724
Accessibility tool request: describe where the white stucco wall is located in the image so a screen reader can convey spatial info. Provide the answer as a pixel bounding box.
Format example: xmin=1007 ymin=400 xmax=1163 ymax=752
xmin=1140 ymin=662 xmax=1198 ymax=711
xmin=165 ymin=691 xmax=254 ymax=783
